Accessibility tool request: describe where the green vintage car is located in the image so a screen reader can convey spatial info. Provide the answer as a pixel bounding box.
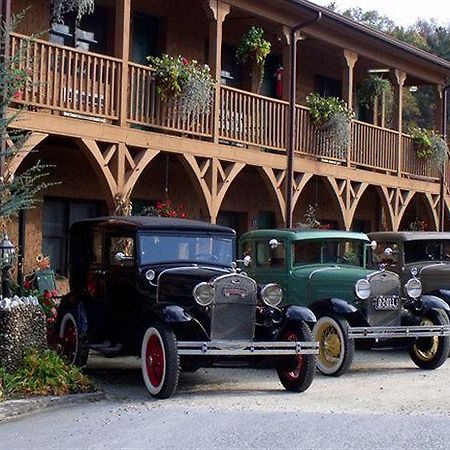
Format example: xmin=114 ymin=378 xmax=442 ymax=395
xmin=240 ymin=229 xmax=450 ymax=376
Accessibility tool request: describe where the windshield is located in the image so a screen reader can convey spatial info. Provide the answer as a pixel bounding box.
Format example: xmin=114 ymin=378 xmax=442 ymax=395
xmin=404 ymin=240 xmax=450 ymax=264
xmin=139 ymin=234 xmax=234 ymax=266
xmin=293 ymin=239 xmax=366 ymax=266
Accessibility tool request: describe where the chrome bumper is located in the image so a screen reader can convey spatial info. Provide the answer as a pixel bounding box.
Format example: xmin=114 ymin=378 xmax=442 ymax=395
xmin=177 ymin=340 xmax=319 ymax=356
xmin=348 ymin=324 xmax=450 ymax=339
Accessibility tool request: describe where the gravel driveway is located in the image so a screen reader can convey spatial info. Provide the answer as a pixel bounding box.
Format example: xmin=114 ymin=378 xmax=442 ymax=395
xmin=2 ymin=349 xmax=450 ymax=449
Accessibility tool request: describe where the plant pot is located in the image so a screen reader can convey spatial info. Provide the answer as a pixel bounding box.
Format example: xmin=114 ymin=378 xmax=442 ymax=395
xmin=241 ymin=59 xmax=263 ymax=94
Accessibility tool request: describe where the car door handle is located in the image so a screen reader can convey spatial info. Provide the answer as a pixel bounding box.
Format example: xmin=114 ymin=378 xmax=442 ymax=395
xmin=92 ymin=269 xmax=105 ymax=275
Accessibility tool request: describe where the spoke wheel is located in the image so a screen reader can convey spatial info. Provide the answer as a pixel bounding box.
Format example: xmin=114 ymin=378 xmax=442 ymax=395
xmin=409 ymin=309 xmax=450 ymax=370
xmin=59 ymin=313 xmax=78 ymax=365
xmin=313 ymin=315 xmax=354 ymax=377
xmin=141 ymin=324 xmax=180 ymax=399
xmin=276 ymin=322 xmax=316 ymax=393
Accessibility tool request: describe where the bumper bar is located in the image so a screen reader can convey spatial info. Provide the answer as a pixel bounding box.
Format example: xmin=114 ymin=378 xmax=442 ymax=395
xmin=177 ymin=340 xmax=319 ymax=356
xmin=348 ymin=324 xmax=450 ymax=339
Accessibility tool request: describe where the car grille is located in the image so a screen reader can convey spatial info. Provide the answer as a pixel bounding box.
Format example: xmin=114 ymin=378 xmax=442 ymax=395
xmin=365 ymin=271 xmax=402 ymax=327
xmin=210 ymin=273 xmax=257 ymax=340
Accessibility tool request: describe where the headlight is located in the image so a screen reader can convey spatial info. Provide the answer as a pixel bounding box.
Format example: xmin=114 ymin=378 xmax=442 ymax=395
xmin=193 ymin=282 xmax=215 ymax=306
xmin=405 ymin=278 xmax=422 ymax=299
xmin=355 ymin=279 xmax=371 ymax=300
xmin=261 ymin=283 xmax=282 ymax=307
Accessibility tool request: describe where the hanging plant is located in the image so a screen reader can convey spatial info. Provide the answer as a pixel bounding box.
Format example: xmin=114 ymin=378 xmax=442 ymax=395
xmin=51 ymin=0 xmax=95 ymax=25
xmin=236 ymin=26 xmax=271 ymax=92
xmin=141 ymin=200 xmax=187 ymax=219
xmin=409 ymin=218 xmax=427 ymax=231
xmin=409 ymin=126 xmax=448 ymax=170
xmin=358 ymin=74 xmax=392 ymax=107
xmin=148 ymin=55 xmax=214 ymax=120
xmin=306 ymin=93 xmax=354 ymax=159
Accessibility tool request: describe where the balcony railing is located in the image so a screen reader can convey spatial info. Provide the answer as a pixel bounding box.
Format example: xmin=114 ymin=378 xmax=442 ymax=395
xmin=9 ymin=33 xmax=444 ymax=184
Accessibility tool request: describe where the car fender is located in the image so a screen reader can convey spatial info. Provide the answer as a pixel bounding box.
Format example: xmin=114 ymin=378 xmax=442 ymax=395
xmin=57 ymin=295 xmax=89 ymax=335
xmin=434 ymin=289 xmax=450 ymax=306
xmin=282 ymin=305 xmax=317 ymax=325
xmin=310 ymin=298 xmax=358 ymax=316
xmin=407 ymin=295 xmax=450 ymax=320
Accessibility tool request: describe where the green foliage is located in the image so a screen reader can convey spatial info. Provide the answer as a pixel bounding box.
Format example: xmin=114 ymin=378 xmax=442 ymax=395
xmin=51 ymin=0 xmax=95 ymax=25
xmin=0 ymin=13 xmax=52 ymax=230
xmin=306 ymin=93 xmax=354 ymax=126
xmin=409 ymin=126 xmax=448 ymax=169
xmin=148 ymin=54 xmax=214 ymax=119
xmin=306 ymin=94 xmax=354 ymax=159
xmin=0 ymin=349 xmax=92 ymax=399
xmin=236 ymin=26 xmax=271 ymax=67
xmin=358 ymin=74 xmax=392 ymax=107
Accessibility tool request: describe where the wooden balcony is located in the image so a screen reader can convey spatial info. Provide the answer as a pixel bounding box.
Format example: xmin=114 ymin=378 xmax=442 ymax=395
xmin=10 ymin=33 xmax=442 ymax=185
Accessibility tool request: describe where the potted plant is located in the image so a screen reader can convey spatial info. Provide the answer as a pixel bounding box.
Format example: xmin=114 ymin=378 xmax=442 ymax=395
xmin=358 ymin=74 xmax=392 ymax=108
xmin=236 ymin=26 xmax=271 ymax=93
xmin=148 ymin=55 xmax=214 ymax=120
xmin=141 ymin=200 xmax=187 ymax=218
xmin=409 ymin=126 xmax=448 ymax=170
xmin=51 ymin=0 xmax=95 ymax=24
xmin=306 ymin=93 xmax=354 ymax=159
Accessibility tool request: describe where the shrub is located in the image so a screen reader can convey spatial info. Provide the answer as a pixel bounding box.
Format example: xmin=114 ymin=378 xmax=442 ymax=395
xmin=0 ymin=349 xmax=92 ymax=399
xmin=148 ymin=55 xmax=214 ymax=120
xmin=409 ymin=126 xmax=448 ymax=169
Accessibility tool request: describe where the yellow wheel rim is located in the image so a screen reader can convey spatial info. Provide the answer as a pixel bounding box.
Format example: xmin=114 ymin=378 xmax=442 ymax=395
xmin=316 ymin=321 xmax=343 ymax=369
xmin=412 ymin=317 xmax=439 ymax=362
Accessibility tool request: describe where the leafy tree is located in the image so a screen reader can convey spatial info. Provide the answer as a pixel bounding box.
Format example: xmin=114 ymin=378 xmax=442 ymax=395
xmin=0 ymin=13 xmax=50 ymax=232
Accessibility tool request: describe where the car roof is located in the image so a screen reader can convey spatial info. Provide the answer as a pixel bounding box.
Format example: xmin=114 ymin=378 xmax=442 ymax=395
xmin=369 ymin=232 xmax=450 ymax=242
xmin=241 ymin=229 xmax=369 ymax=241
xmin=70 ymin=216 xmax=236 ymax=235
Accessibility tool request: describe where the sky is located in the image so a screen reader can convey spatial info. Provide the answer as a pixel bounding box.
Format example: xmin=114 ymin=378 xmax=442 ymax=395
xmin=311 ymin=0 xmax=450 ymax=26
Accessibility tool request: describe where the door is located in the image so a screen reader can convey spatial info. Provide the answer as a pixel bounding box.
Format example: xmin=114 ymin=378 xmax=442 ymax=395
xmin=103 ymin=233 xmax=138 ymax=344
xmin=252 ymin=239 xmax=289 ymax=294
xmin=131 ymin=13 xmax=159 ymax=64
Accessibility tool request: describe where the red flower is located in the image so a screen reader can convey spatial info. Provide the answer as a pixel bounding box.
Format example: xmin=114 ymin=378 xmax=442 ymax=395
xmin=181 ymin=57 xmax=189 ymax=66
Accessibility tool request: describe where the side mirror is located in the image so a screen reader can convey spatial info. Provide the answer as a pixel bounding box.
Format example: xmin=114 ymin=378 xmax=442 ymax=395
xmin=114 ymin=251 xmax=126 ymax=262
xmin=370 ymin=240 xmax=377 ymax=251
xmin=269 ymin=238 xmax=280 ymax=249
xmin=243 ymin=255 xmax=252 ymax=267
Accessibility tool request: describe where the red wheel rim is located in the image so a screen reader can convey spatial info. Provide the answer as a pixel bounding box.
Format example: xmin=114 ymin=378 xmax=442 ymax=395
xmin=284 ymin=331 xmax=304 ymax=381
xmin=61 ymin=318 xmax=77 ymax=362
xmin=146 ymin=334 xmax=165 ymax=388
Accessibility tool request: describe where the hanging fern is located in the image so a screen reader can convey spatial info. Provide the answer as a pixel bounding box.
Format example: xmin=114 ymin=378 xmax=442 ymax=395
xmin=358 ymin=74 xmax=392 ymax=107
xmin=51 ymin=0 xmax=95 ymax=24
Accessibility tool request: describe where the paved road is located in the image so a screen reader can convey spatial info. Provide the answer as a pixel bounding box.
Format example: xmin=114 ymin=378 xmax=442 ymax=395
xmin=2 ymin=350 xmax=450 ymax=449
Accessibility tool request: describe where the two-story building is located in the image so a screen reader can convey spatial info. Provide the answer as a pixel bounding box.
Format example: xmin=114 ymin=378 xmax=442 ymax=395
xmin=4 ymin=0 xmax=450 ymax=275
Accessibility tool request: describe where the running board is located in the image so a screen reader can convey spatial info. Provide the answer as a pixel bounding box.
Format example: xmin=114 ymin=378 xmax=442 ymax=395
xmin=348 ymin=325 xmax=450 ymax=339
xmin=177 ymin=340 xmax=319 ymax=356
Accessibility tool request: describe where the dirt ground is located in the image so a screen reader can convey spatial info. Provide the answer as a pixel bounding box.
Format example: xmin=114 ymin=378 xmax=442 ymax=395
xmin=86 ymin=349 xmax=450 ymax=417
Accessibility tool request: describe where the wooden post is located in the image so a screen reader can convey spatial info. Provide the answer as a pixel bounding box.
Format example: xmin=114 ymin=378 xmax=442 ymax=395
xmin=342 ymin=50 xmax=358 ymax=167
xmin=281 ymin=26 xmax=291 ymax=102
xmin=435 ymin=85 xmax=444 ymax=133
xmin=205 ymin=0 xmax=230 ymax=144
xmin=115 ymin=0 xmax=131 ymax=127
xmin=391 ymin=69 xmax=406 ymax=177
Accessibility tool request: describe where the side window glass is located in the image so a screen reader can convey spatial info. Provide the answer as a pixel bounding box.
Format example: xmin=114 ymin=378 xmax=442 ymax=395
xmin=256 ymin=241 xmax=285 ymax=268
xmin=92 ymin=231 xmax=102 ymax=264
xmin=109 ymin=236 xmax=135 ymax=266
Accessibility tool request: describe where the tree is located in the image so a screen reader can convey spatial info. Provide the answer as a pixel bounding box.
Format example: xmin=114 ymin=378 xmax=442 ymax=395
xmin=0 ymin=12 xmax=50 ymax=233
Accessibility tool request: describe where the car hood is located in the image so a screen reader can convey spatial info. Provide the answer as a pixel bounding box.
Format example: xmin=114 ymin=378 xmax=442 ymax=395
xmin=292 ymin=265 xmax=372 ymax=302
xmin=156 ymin=265 xmax=231 ymax=306
xmin=418 ymin=263 xmax=450 ymax=293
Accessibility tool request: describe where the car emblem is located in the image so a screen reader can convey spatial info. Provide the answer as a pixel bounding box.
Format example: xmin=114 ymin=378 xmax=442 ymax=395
xmin=231 ymin=278 xmax=241 ymax=284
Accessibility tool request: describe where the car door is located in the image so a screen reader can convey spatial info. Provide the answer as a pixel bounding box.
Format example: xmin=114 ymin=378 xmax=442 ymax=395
xmin=251 ymin=239 xmax=289 ymax=293
xmin=103 ymin=233 xmax=138 ymax=344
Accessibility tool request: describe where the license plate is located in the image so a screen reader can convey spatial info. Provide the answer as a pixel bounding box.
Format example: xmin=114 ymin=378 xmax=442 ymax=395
xmin=374 ymin=296 xmax=400 ymax=310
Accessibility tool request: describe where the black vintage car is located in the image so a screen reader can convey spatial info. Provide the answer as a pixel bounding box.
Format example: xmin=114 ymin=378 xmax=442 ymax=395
xmin=56 ymin=216 xmax=318 ymax=398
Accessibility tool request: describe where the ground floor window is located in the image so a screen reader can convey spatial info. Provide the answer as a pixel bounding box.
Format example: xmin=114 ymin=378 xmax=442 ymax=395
xmin=42 ymin=198 xmax=103 ymax=275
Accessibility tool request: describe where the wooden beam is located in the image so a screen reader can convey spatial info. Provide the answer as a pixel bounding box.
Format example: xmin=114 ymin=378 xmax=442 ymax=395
xmin=115 ymin=0 xmax=131 ymax=127
xmin=6 ymin=132 xmax=48 ymax=176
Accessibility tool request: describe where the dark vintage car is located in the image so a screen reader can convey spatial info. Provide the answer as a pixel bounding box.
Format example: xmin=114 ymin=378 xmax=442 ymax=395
xmin=55 ymin=217 xmax=318 ymax=398
xmin=240 ymin=229 xmax=450 ymax=376
xmin=369 ymin=232 xmax=450 ymax=315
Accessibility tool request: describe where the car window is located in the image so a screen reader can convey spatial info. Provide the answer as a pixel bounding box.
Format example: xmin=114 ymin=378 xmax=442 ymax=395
xmin=293 ymin=239 xmax=364 ymax=266
xmin=255 ymin=240 xmax=286 ymax=269
xmin=108 ymin=236 xmax=135 ymax=266
xmin=372 ymin=242 xmax=400 ymax=267
xmin=404 ymin=240 xmax=450 ymax=263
